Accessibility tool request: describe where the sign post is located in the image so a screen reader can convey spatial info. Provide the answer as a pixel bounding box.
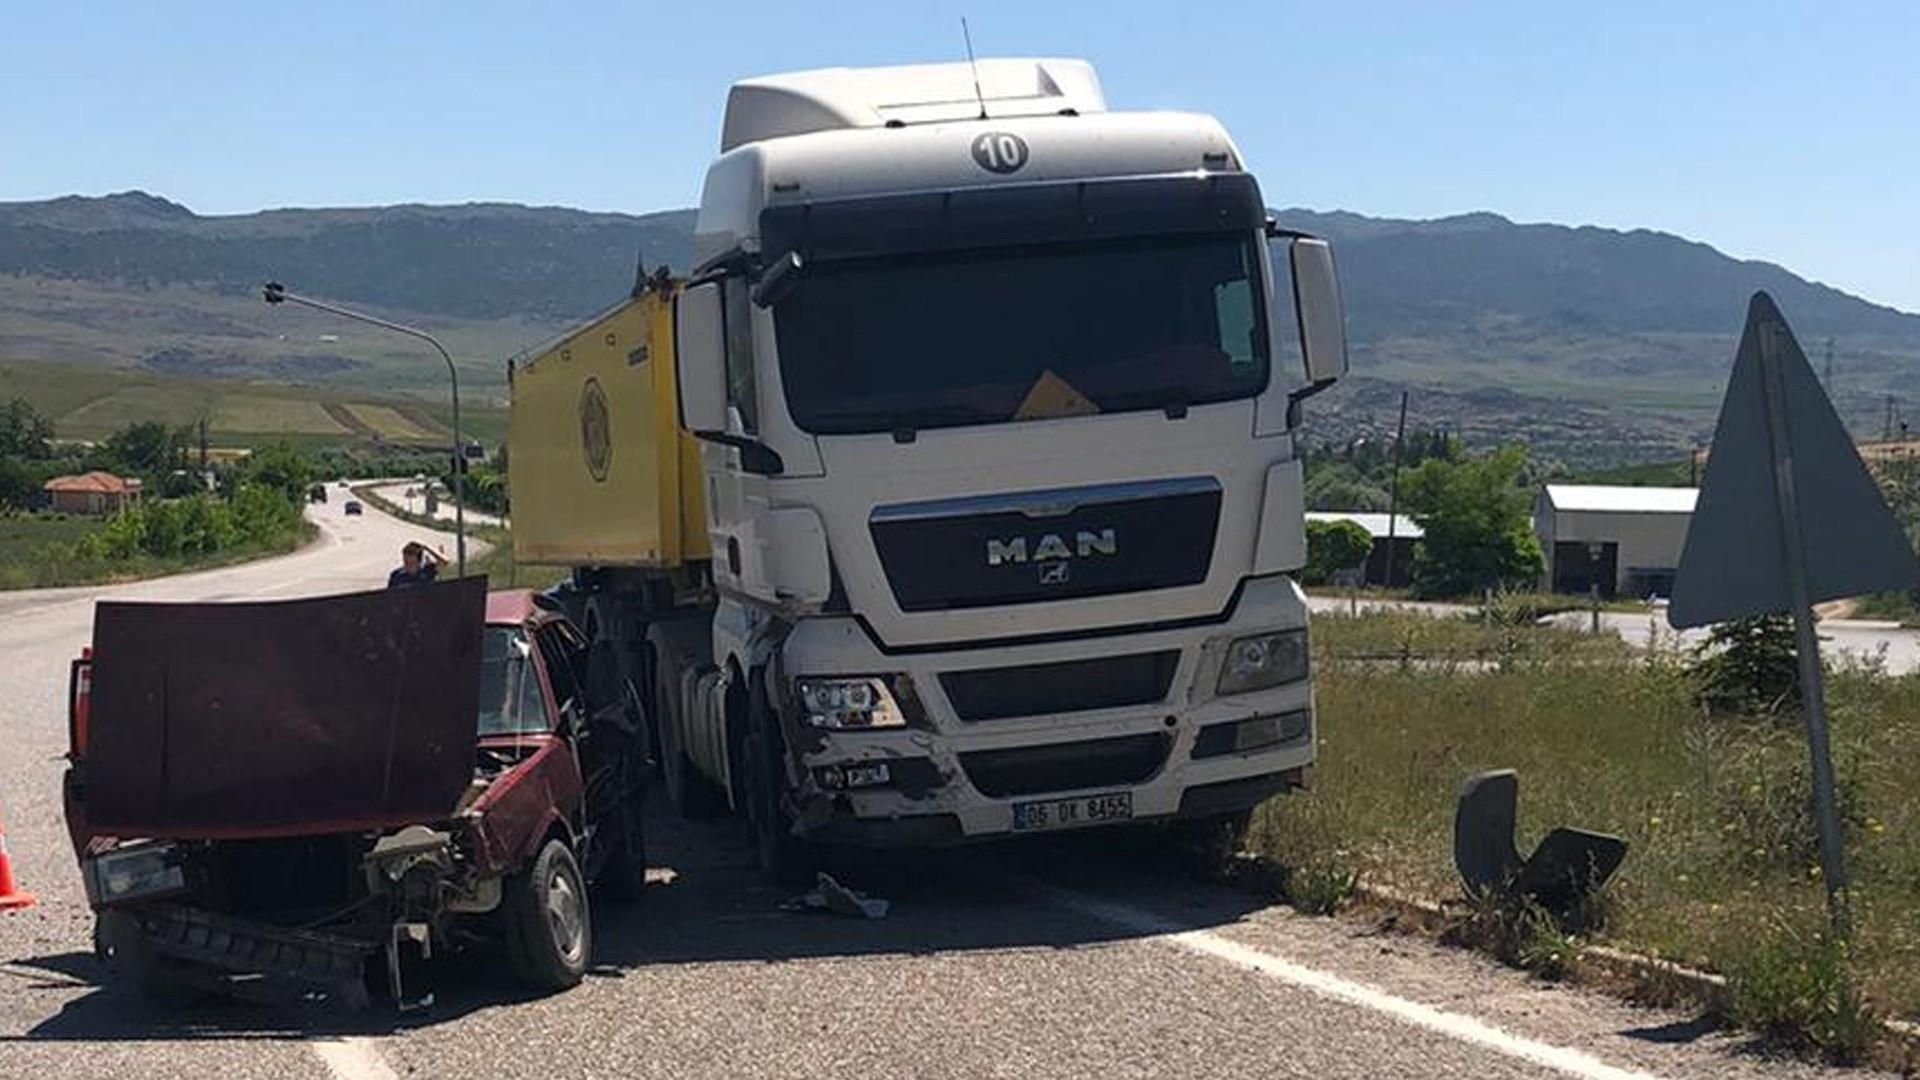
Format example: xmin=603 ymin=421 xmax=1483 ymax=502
xmin=1670 ymin=292 xmax=1920 ymax=931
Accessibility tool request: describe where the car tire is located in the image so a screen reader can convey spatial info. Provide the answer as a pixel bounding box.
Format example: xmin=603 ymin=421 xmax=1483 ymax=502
xmin=504 ymin=839 xmax=591 ymax=992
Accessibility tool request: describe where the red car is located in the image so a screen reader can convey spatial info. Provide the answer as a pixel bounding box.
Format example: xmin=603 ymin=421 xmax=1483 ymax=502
xmin=63 ymin=582 xmax=648 ymax=1008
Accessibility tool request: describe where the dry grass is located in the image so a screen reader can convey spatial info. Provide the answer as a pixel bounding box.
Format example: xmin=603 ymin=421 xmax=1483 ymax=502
xmin=1251 ymin=609 xmax=1920 ymax=1027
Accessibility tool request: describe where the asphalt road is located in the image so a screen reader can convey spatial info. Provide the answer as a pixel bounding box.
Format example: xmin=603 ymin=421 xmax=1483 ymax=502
xmin=0 ymin=505 xmax=1892 ymax=1079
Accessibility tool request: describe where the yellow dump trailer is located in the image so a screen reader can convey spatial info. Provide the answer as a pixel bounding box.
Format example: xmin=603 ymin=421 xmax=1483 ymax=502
xmin=508 ymin=279 xmax=709 ymax=568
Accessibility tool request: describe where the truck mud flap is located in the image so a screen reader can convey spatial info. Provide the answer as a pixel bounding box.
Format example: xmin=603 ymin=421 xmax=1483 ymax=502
xmin=125 ymin=903 xmax=378 ymax=1008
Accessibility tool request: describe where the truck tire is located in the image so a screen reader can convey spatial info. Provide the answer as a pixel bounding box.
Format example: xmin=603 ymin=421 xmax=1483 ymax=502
xmin=598 ymin=748 xmax=649 ymax=903
xmin=743 ymin=684 xmax=818 ymax=886
xmin=504 ymin=839 xmax=591 ymax=991
xmin=1170 ymin=809 xmax=1253 ymax=881
xmin=658 ymin=670 xmax=726 ymax=819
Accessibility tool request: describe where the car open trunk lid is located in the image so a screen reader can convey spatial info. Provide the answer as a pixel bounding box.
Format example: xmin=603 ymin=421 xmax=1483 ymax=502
xmin=82 ymin=579 xmax=487 ymax=838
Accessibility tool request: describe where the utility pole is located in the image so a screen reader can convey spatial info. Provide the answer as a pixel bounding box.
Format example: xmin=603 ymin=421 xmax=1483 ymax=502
xmin=261 ymin=282 xmax=467 ymax=576
xmin=1383 ymin=389 xmax=1409 ymax=588
xmin=1822 ymin=338 xmax=1834 ymax=393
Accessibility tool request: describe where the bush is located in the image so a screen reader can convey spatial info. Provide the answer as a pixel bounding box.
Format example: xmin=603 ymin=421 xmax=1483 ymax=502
xmin=63 ymin=486 xmax=300 ymax=566
xmin=1690 ymin=615 xmax=1801 ymax=716
xmin=1715 ymin=732 xmax=1867 ymax=875
xmin=1719 ymin=914 xmax=1878 ymax=1063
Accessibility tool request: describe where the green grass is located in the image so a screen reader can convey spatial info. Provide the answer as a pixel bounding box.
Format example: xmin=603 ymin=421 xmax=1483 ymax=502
xmin=0 ymin=514 xmax=101 ymax=586
xmin=1252 ymin=609 xmax=1920 ymax=1033
xmin=1310 ymin=606 xmax=1638 ymax=665
xmin=0 ymin=357 xmax=505 ymax=447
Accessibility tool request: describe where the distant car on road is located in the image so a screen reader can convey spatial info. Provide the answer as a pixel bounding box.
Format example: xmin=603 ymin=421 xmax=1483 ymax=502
xmin=344 ymin=500 xmax=364 ymax=516
xmin=308 ymin=484 xmax=327 ymax=504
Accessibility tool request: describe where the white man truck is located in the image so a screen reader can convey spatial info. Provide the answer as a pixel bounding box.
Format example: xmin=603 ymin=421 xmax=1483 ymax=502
xmin=508 ymin=58 xmax=1349 ymax=880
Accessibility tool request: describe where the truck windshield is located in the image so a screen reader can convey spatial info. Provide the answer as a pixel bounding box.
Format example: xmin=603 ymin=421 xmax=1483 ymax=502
xmin=478 ymin=627 xmax=548 ymax=736
xmin=771 ymin=232 xmax=1271 ymax=435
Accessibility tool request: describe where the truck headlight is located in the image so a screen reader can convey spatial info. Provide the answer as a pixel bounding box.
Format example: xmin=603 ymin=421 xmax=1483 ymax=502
xmin=83 ymin=842 xmax=186 ymax=906
xmin=1216 ymin=629 xmax=1309 ymax=696
xmin=796 ymin=677 xmax=907 ymax=730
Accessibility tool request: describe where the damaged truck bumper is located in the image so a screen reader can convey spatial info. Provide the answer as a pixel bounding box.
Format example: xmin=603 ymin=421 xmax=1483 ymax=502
xmin=778 ymin=574 xmax=1315 ymax=845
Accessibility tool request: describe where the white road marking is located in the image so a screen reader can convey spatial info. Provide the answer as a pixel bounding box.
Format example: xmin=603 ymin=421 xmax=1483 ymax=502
xmin=1051 ymin=888 xmax=1666 ymax=1080
xmin=310 ymin=1036 xmax=401 ymax=1080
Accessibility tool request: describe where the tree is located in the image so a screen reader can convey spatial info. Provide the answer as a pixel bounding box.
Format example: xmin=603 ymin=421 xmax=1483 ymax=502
xmin=1400 ymin=445 xmax=1546 ymax=598
xmin=0 ymin=455 xmax=38 ymax=510
xmin=0 ymin=398 xmax=55 ymax=459
xmin=1303 ymin=518 xmax=1374 ymax=585
xmin=1689 ymin=615 xmax=1801 ymax=717
xmin=100 ymin=421 xmax=189 ymax=477
xmin=239 ymin=443 xmax=315 ymax=506
xmin=1304 ymin=462 xmax=1389 ymax=511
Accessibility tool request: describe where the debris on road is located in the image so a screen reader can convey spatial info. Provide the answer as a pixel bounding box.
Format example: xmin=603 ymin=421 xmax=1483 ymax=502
xmin=1454 ymin=769 xmax=1625 ymax=918
xmin=781 ymin=873 xmax=890 ymax=919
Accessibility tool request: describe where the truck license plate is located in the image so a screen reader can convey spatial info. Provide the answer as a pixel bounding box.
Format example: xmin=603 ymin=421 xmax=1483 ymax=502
xmin=1011 ymin=792 xmax=1133 ymax=831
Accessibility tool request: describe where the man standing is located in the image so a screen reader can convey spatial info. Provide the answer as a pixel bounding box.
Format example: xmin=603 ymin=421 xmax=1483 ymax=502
xmin=388 ymin=541 xmax=446 ymax=588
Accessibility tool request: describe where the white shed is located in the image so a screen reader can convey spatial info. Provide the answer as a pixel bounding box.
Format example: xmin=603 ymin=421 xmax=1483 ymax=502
xmin=1533 ymin=485 xmax=1697 ymax=599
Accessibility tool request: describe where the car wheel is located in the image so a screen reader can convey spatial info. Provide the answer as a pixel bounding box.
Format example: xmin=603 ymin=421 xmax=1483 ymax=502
xmin=505 ymin=839 xmax=591 ymax=991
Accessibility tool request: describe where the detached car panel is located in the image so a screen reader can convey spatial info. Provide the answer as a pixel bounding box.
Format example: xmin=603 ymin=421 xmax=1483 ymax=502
xmin=81 ymin=580 xmax=486 ymax=838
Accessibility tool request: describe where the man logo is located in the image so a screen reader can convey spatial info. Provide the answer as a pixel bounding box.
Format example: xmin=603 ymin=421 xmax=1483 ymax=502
xmin=985 ymin=529 xmax=1117 ymax=567
xmin=579 ymin=377 xmax=612 ymax=482
xmin=1038 ymin=562 xmax=1070 ymax=586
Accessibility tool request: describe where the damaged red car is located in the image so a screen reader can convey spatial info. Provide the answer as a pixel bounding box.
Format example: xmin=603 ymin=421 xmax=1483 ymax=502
xmin=62 ymin=580 xmax=649 ymax=1008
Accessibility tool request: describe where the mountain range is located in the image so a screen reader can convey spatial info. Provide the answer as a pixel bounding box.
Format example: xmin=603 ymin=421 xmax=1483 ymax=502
xmin=3 ymin=190 xmax=1915 ymax=464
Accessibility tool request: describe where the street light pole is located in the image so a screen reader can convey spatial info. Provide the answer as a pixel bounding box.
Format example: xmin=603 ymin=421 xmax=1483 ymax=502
xmin=261 ymin=282 xmax=467 ymax=576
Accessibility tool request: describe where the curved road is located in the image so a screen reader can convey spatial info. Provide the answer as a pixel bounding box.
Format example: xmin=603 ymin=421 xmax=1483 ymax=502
xmin=0 ymin=504 xmax=1888 ymax=1079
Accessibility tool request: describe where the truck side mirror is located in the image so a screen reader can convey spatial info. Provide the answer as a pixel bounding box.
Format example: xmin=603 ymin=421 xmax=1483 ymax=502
xmin=675 ymin=281 xmax=728 ymax=434
xmin=1289 ymin=238 xmax=1349 ymax=385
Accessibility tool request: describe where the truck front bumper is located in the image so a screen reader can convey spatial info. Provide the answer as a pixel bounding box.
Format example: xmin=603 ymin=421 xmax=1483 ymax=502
xmin=777 ymin=575 xmax=1315 ymax=843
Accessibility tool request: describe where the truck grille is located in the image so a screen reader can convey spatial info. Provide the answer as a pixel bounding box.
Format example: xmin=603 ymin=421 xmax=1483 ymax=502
xmin=960 ymin=733 xmax=1173 ymax=798
xmin=941 ymin=651 xmax=1180 ymax=722
xmin=869 ymin=477 xmax=1221 ymax=612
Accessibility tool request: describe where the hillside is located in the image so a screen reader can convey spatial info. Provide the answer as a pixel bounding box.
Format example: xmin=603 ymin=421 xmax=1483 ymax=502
xmin=2 ymin=190 xmax=1916 ymax=465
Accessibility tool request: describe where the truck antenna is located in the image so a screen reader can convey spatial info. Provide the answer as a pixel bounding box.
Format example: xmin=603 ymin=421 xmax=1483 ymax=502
xmin=961 ymin=17 xmax=988 ymax=120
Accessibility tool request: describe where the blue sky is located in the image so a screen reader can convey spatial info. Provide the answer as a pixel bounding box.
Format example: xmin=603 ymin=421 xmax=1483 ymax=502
xmin=3 ymin=1 xmax=1916 ymax=311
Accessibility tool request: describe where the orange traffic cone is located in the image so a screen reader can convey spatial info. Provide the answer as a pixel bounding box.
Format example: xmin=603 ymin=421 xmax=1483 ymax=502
xmin=0 ymin=801 xmax=35 ymax=911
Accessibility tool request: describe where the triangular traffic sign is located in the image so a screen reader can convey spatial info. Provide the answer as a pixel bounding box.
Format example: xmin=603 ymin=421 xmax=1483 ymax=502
xmin=1669 ymin=292 xmax=1918 ymax=628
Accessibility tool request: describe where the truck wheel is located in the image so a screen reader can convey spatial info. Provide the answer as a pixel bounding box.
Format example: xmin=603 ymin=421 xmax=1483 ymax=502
xmin=743 ymin=696 xmax=817 ymax=887
xmin=505 ymin=839 xmax=591 ymax=991
xmin=1171 ymin=809 xmax=1252 ymax=881
xmin=598 ymin=749 xmax=649 ymax=903
xmin=659 ymin=672 xmax=726 ymax=819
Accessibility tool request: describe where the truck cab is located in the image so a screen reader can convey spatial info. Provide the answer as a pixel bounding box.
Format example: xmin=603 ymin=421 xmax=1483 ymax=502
xmin=665 ymin=59 xmax=1347 ymax=872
